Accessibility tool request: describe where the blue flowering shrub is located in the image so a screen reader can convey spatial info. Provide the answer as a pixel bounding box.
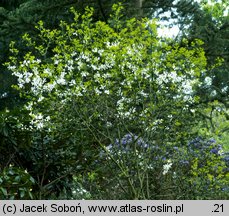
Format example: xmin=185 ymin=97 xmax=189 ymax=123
xmin=171 ymin=137 xmax=229 ymax=199
xmin=93 ymin=135 xmax=229 ymax=199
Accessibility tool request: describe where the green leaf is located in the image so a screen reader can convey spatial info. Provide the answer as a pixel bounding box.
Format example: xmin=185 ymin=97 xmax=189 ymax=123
xmin=20 ymin=189 xmax=25 ymax=198
xmin=29 ymin=176 xmax=35 ymax=184
xmin=14 ymin=176 xmax=21 ymax=182
xmin=0 ymin=187 xmax=8 ymax=196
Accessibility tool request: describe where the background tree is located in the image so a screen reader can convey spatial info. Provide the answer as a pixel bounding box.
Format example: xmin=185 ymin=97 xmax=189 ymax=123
xmin=182 ymin=0 xmax=229 ymax=146
xmin=186 ymin=0 xmax=229 ymax=107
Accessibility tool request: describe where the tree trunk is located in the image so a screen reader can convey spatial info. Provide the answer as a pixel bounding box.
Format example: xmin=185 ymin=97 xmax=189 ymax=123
xmin=135 ymin=0 xmax=144 ymax=17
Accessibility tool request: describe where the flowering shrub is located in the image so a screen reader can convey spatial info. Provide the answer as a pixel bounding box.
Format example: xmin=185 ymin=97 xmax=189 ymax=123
xmin=171 ymin=137 xmax=229 ymax=199
xmin=4 ymin=4 xmax=228 ymax=199
xmin=93 ymin=134 xmax=229 ymax=199
xmin=6 ymin=5 xmax=206 ymax=135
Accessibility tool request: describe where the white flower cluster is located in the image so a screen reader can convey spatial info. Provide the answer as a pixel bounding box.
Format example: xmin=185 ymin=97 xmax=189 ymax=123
xmin=29 ymin=112 xmax=51 ymax=130
xmin=6 ymin=20 xmax=205 ymax=130
xmin=156 ymin=71 xmax=183 ymax=85
xmin=204 ymin=76 xmax=212 ymax=86
xmin=156 ymin=68 xmax=199 ymax=102
xmin=162 ymin=160 xmax=172 ymax=175
xmin=0 ymin=92 xmax=8 ymax=99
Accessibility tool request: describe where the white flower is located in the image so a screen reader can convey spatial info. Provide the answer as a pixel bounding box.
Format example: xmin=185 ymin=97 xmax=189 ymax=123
xmin=56 ymin=72 xmax=67 ymax=85
xmin=127 ymin=47 xmax=133 ymax=55
xmin=66 ymin=61 xmax=74 ymax=71
xmin=182 ymin=81 xmax=193 ymax=95
xmin=32 ymin=76 xmax=45 ymax=88
xmin=147 ymin=164 xmax=154 ymax=170
xmin=210 ymin=90 xmax=217 ymax=97
xmin=54 ymin=59 xmax=59 ymax=65
xmin=162 ymin=160 xmax=172 ymax=175
xmin=169 ymin=71 xmax=182 ymax=83
xmin=24 ymin=72 xmax=33 ymax=83
xmin=24 ymin=102 xmax=33 ymax=111
xmin=77 ymin=61 xmax=84 ymax=70
xmin=139 ymin=90 xmax=148 ymax=97
xmin=69 ymin=79 xmax=76 ymax=86
xmin=32 ymin=67 xmax=39 ymax=75
xmin=38 ymin=96 xmax=44 ymax=102
xmin=44 ymin=82 xmax=56 ymax=92
xmin=204 ymin=76 xmax=212 ymax=86
xmin=222 ymin=86 xmax=228 ymax=93
xmin=94 ymin=73 xmax=101 ymax=80
xmin=95 ymin=87 xmax=102 ymax=95
xmin=98 ymin=49 xmax=104 ymax=56
xmin=35 ymin=113 xmax=43 ymax=120
xmin=92 ymin=47 xmax=98 ymax=53
xmin=7 ymin=65 xmax=16 ymax=71
xmin=81 ymin=71 xmax=89 ymax=77
xmin=91 ymin=64 xmax=98 ymax=70
xmin=0 ymin=92 xmax=8 ymax=98
xmin=71 ymin=51 xmax=77 ymax=57
xmin=22 ymin=60 xmax=30 ymax=67
xmin=81 ymin=54 xmax=90 ymax=62
xmin=106 ymin=121 xmax=112 ymax=127
xmin=183 ymin=95 xmax=192 ymax=102
xmin=36 ymin=121 xmax=44 ymax=129
xmin=105 ymin=41 xmax=111 ymax=47
xmin=35 ymin=59 xmax=41 ymax=64
xmin=104 ymin=89 xmax=110 ymax=95
xmin=168 ymin=114 xmax=173 ymax=119
xmin=153 ymin=119 xmax=163 ymax=126
xmin=44 ymin=68 xmax=52 ymax=76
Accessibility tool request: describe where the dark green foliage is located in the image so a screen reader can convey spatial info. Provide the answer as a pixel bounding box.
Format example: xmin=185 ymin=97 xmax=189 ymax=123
xmin=0 ymin=165 xmax=35 ymax=199
xmin=184 ymin=1 xmax=229 ymax=108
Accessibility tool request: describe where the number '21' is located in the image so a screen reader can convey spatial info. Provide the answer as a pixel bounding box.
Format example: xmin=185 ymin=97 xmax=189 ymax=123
xmin=213 ymin=204 xmax=223 ymax=213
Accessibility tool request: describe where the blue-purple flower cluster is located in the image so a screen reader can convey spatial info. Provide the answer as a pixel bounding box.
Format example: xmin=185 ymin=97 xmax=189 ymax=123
xmin=102 ymin=134 xmax=229 ymax=174
xmin=114 ymin=133 xmax=148 ymax=149
xmin=185 ymin=137 xmax=229 ymax=174
xmin=104 ymin=133 xmax=149 ymax=155
xmin=188 ymin=137 xmax=222 ymax=156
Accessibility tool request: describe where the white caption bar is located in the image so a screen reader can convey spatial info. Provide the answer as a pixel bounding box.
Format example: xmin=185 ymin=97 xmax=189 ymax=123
xmin=0 ymin=200 xmax=228 ymax=216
